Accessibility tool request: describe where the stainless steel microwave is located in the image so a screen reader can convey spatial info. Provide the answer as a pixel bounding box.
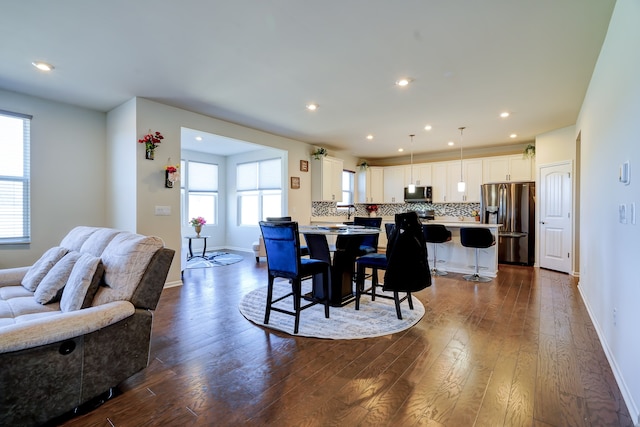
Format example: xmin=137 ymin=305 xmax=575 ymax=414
xmin=404 ymin=186 xmax=432 ymax=203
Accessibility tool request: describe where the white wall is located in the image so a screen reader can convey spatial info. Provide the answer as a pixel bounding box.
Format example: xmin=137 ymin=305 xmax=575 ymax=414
xmin=0 ymin=89 xmax=106 ymax=268
xmin=576 ymin=0 xmax=640 ymax=422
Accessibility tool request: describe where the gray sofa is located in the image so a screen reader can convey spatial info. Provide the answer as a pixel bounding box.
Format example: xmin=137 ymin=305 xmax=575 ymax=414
xmin=0 ymin=226 xmax=175 ymax=426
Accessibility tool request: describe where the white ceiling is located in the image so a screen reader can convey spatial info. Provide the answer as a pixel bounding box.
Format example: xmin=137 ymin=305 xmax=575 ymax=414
xmin=0 ymin=1 xmax=615 ymax=159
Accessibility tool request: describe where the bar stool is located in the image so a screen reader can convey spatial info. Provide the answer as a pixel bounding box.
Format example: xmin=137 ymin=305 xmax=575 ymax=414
xmin=460 ymin=227 xmax=495 ymax=282
xmin=422 ymin=224 xmax=452 ymax=276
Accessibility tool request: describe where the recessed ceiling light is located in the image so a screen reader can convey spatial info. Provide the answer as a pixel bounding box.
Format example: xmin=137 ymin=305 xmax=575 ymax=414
xmin=510 ymin=133 xmax=518 ymax=138
xmin=306 ymin=103 xmax=318 ymax=111
xmin=366 ymin=134 xmax=373 ymax=140
xmin=195 ymin=136 xmax=203 ymax=141
xmin=500 ymin=112 xmax=510 ymax=118
xmin=448 ymin=141 xmax=455 ymax=146
xmin=424 ymin=125 xmax=432 ymax=131
xmin=32 ymin=61 xmax=54 ymax=71
xmin=398 ymin=148 xmax=404 ymax=152
xmin=395 ymin=78 xmax=412 ymax=87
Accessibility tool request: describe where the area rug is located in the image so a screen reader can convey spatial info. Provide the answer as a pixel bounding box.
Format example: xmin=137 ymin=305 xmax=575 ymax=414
xmin=185 ymin=251 xmax=244 ymax=269
xmin=238 ymin=280 xmax=425 ymax=339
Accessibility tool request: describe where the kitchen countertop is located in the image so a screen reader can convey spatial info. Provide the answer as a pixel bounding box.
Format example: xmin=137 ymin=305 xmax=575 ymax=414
xmin=311 ymin=216 xmax=501 ymax=228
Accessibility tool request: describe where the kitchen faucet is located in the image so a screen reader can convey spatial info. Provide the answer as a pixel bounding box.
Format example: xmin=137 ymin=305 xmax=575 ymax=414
xmin=346 ymin=205 xmax=356 ymax=220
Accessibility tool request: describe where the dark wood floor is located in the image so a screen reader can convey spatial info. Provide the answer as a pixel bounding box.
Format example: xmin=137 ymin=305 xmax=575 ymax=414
xmin=58 ymin=251 xmax=633 ymax=427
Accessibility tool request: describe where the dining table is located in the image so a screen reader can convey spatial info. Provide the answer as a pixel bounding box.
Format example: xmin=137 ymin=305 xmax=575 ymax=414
xmin=299 ymin=224 xmax=382 ymax=307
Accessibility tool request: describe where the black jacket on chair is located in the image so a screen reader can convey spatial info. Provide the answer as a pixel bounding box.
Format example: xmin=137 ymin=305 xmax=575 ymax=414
xmin=383 ymin=212 xmax=432 ymax=292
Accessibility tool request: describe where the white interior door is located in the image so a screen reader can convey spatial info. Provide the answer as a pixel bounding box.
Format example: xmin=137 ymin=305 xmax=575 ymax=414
xmin=539 ymin=162 xmax=572 ymax=273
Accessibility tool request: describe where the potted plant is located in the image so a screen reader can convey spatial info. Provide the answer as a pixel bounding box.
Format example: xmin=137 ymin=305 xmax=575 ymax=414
xmin=523 ymin=144 xmax=535 ymax=159
xmin=312 ymin=147 xmax=327 ymax=160
xmin=190 ymin=216 xmax=207 ymax=237
xmin=358 ymin=160 xmax=369 ymax=170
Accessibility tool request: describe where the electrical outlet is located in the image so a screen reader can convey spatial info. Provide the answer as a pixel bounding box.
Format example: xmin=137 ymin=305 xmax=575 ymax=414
xmin=154 ymin=206 xmax=171 ymax=216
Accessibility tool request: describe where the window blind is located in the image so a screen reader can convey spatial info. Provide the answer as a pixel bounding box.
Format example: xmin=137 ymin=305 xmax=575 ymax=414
xmin=0 ymin=110 xmax=31 ymax=243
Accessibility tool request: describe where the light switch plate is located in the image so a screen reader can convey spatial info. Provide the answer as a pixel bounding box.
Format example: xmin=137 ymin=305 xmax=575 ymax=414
xmin=155 ymin=206 xmax=171 ymax=216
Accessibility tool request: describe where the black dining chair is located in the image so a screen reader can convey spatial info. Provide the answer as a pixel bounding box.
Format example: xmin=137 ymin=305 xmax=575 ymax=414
xmin=351 ymin=216 xmax=383 ymax=255
xmin=355 ymin=212 xmax=431 ymax=319
xmin=259 ymin=221 xmax=330 ymax=334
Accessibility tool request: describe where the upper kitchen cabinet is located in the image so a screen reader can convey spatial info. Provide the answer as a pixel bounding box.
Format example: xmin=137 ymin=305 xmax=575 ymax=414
xmin=404 ymin=163 xmax=432 ymax=187
xmin=357 ymin=166 xmax=384 ymax=203
xmin=383 ymin=166 xmax=405 ymax=203
xmin=433 ymin=159 xmax=483 ymax=203
xmin=483 ymin=154 xmax=533 ymax=183
xmin=311 ymin=156 xmax=343 ymax=202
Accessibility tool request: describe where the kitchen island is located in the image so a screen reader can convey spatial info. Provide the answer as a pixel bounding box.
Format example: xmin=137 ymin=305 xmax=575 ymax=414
xmin=311 ymin=216 xmax=501 ymax=278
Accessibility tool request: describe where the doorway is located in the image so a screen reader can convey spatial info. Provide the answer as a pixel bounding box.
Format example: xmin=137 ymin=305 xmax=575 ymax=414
xmin=538 ymin=161 xmax=573 ymax=273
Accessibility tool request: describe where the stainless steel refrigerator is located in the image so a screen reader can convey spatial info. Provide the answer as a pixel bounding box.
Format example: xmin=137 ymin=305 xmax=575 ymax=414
xmin=480 ymin=182 xmax=535 ymax=265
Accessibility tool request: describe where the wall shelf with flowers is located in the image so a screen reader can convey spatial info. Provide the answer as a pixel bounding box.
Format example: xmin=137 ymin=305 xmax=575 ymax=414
xmin=165 ymin=161 xmax=180 ymax=188
xmin=138 ymin=130 xmax=164 ymax=160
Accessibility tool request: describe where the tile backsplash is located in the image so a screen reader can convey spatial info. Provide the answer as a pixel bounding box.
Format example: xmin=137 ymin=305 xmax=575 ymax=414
xmin=312 ymin=202 xmax=480 ymax=219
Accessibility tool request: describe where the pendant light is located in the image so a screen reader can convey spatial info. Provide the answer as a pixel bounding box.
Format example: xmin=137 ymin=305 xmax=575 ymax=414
xmin=457 ymin=127 xmax=466 ymax=193
xmin=408 ymin=134 xmax=416 ymax=193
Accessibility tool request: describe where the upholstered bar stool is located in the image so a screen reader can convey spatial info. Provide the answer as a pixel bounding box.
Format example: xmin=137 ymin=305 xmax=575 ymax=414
xmin=422 ymin=224 xmax=452 ymax=276
xmin=460 ymin=227 xmax=496 ymax=282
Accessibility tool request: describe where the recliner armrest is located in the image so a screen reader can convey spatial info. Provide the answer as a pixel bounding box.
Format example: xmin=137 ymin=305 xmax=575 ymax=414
xmin=0 ymin=266 xmax=30 ymax=288
xmin=0 ymin=301 xmax=135 ymax=353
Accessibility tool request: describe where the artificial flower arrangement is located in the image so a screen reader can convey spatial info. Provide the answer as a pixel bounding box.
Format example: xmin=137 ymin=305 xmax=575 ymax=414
xmin=358 ymin=160 xmax=369 ymax=170
xmin=138 ymin=130 xmax=164 ymax=150
xmin=165 ymin=164 xmax=180 ymax=182
xmin=312 ymin=147 xmax=328 ymax=159
xmin=190 ymin=216 xmax=207 ymax=227
xmin=365 ymin=204 xmax=379 ymax=214
xmin=471 ymin=210 xmax=480 ymax=221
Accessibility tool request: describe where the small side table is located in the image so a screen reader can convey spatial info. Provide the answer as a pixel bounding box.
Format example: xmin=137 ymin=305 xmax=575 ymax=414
xmin=185 ymin=235 xmax=210 ymax=261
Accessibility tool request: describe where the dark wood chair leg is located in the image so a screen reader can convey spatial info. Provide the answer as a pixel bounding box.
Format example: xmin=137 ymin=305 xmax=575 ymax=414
xmin=292 ymin=279 xmax=301 ymax=334
xmin=393 ymin=291 xmax=403 ymax=320
xmin=355 ymin=264 xmax=365 ymax=310
xmin=264 ymin=276 xmax=274 ymax=325
xmin=322 ymin=269 xmax=330 ymax=318
xmin=407 ymin=292 xmax=414 ymax=310
xmin=371 ymin=268 xmax=378 ymax=301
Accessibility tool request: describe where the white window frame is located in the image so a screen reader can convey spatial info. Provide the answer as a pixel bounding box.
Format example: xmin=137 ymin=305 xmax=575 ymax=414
xmin=0 ymin=110 xmax=31 ymax=244
xmin=237 ymin=158 xmax=282 ymax=225
xmin=337 ymin=169 xmax=355 ymax=209
xmin=181 ymin=160 xmax=219 ymax=226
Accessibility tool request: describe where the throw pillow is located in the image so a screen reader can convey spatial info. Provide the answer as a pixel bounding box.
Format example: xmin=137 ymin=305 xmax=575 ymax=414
xmin=34 ymin=251 xmax=82 ymax=304
xmin=21 ymin=246 xmax=69 ymax=292
xmin=60 ymin=253 xmax=104 ymax=312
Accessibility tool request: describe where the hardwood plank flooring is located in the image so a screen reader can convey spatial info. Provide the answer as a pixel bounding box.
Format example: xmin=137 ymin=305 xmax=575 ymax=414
xmin=54 ymin=252 xmax=633 ymax=426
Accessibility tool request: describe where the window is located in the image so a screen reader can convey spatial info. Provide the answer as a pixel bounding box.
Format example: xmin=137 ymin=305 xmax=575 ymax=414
xmin=0 ymin=110 xmax=31 ymax=243
xmin=181 ymin=161 xmax=218 ymax=226
xmin=237 ymin=158 xmax=282 ymax=225
xmin=338 ymin=170 xmax=355 ymax=207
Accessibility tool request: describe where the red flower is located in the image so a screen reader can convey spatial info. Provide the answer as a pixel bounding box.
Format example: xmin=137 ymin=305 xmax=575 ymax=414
xmin=166 ymin=166 xmax=177 ymax=173
xmin=138 ymin=130 xmax=164 ymax=148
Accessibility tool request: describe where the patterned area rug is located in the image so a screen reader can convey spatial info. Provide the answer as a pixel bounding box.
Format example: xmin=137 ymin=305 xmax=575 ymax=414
xmin=238 ymin=280 xmax=425 ymax=339
xmin=185 ymin=251 xmax=244 ymax=269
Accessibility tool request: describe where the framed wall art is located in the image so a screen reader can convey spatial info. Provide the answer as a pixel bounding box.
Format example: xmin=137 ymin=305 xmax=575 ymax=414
xmin=300 ymin=160 xmax=309 ymax=172
xmin=290 ymin=176 xmax=301 ymax=189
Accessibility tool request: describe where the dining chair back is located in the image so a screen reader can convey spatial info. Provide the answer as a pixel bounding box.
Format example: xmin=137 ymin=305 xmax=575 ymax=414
xmin=259 ymin=221 xmax=330 ymax=333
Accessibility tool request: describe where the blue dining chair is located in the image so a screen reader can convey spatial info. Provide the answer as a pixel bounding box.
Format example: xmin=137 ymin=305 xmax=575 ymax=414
xmin=259 ymin=221 xmax=330 ymax=334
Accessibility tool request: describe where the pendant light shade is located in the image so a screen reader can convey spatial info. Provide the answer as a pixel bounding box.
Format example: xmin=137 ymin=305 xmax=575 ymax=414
xmin=457 ymin=127 xmax=466 ymax=193
xmin=408 ymin=134 xmax=416 ymax=193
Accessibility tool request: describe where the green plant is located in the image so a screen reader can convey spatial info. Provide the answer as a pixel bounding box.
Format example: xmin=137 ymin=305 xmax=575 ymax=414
xmin=358 ymin=161 xmax=369 ymax=170
xmin=523 ymin=144 xmax=535 ymax=158
xmin=312 ymin=147 xmax=327 ymax=159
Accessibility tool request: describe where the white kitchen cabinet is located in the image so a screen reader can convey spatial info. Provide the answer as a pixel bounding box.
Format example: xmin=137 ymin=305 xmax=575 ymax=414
xmin=433 ymin=159 xmax=483 ymax=203
xmin=431 ymin=163 xmax=448 ymax=203
xmin=404 ymin=163 xmax=432 ymax=187
xmin=483 ymin=155 xmax=533 ymax=183
xmin=383 ymin=166 xmax=405 ymax=203
xmin=311 ymin=156 xmax=343 ymax=202
xmin=357 ymin=166 xmax=384 ymax=203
